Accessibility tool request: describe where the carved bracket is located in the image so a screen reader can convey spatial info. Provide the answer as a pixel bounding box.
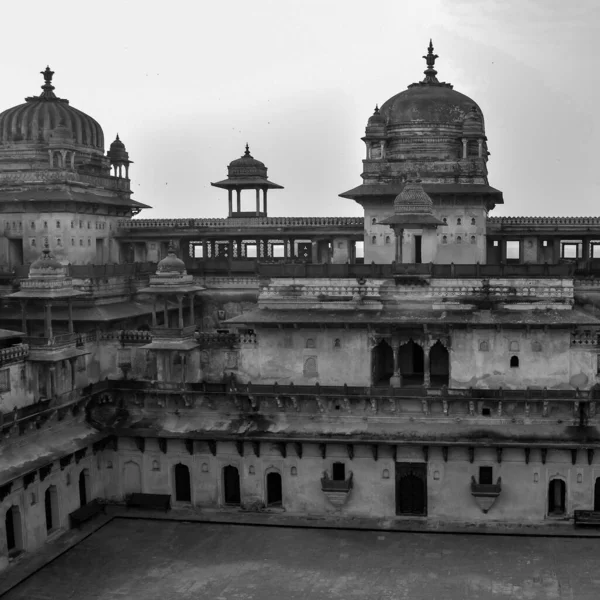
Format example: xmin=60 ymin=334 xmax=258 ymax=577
xmin=294 ymin=442 xmax=303 ymax=459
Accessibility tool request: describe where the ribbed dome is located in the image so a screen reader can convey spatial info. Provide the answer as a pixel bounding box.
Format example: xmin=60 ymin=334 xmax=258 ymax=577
xmin=227 ymin=144 xmax=268 ymax=178
xmin=29 ymin=247 xmax=67 ymax=278
xmin=107 ymin=134 xmax=129 ymax=163
xmin=156 ymin=243 xmax=186 ymax=275
xmin=0 ymin=67 xmax=104 ymax=150
xmin=379 ymin=42 xmax=484 ymax=128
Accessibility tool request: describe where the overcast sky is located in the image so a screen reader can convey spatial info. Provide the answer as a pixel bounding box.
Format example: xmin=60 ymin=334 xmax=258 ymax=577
xmin=1 ymin=0 xmax=598 ymax=219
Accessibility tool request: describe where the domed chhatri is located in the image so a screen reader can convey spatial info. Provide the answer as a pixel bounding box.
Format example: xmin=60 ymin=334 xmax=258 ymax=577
xmin=156 ymin=241 xmax=187 ymax=276
xmin=106 ymin=134 xmax=133 ymax=178
xmin=212 ymin=144 xmax=283 ymax=218
xmin=0 ymin=67 xmax=104 ymax=150
xmin=380 ymin=177 xmax=444 ymax=228
xmin=29 ymin=244 xmax=67 ymax=278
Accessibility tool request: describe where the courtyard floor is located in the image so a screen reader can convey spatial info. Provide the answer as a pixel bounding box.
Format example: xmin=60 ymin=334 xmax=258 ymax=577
xmin=4 ymin=517 xmax=600 ymax=599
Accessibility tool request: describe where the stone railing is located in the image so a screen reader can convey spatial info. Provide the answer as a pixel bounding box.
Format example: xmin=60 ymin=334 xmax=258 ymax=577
xmin=571 ymin=330 xmax=600 ymax=346
xmin=0 ymin=343 xmax=29 ymax=366
xmin=24 ymin=332 xmax=79 ymax=348
xmin=119 ymin=330 xmax=152 ymax=344
xmin=117 ymin=216 xmax=364 ymax=229
xmin=488 ymin=216 xmax=600 ymax=226
xmin=196 ymin=332 xmax=239 ymax=348
xmin=152 ymin=325 xmax=196 ymax=339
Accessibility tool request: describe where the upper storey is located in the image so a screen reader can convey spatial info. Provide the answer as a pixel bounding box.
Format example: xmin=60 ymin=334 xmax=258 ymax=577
xmin=341 ymin=42 xmax=502 ymax=210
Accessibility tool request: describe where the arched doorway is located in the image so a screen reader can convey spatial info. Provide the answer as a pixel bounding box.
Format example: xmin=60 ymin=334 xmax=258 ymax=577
xmin=5 ymin=506 xmax=23 ymax=555
xmin=174 ymin=463 xmax=191 ymax=502
xmin=548 ymin=479 xmax=566 ymax=515
xmin=79 ymin=469 xmax=89 ymax=507
xmin=396 ymin=464 xmax=426 ymax=515
xmin=595 ymin=478 xmax=600 ymax=511
xmin=123 ymin=461 xmax=142 ymax=496
xmin=266 ymin=472 xmax=282 ymax=507
xmin=223 ymin=465 xmax=241 ymax=505
xmin=399 ymin=341 xmax=424 ymax=386
xmin=429 ymin=341 xmax=449 ymax=387
xmin=372 ymin=340 xmax=394 ymax=385
xmin=45 ymin=486 xmax=59 ymax=533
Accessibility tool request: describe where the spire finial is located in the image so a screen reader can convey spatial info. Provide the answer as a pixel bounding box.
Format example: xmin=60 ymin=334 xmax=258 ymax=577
xmin=422 ymin=40 xmax=439 ymax=84
xmin=116 ymin=133 xmax=120 ymax=141
xmin=244 ymin=143 xmax=250 ymax=156
xmin=167 ymin=239 xmax=177 ymax=254
xmin=40 ymin=66 xmax=57 ymax=99
xmin=374 ymin=104 xmax=379 ymax=114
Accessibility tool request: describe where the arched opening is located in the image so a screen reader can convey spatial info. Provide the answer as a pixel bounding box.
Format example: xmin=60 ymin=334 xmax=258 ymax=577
xmin=429 ymin=341 xmax=449 ymax=387
xmin=5 ymin=506 xmax=23 ymax=556
xmin=123 ymin=461 xmax=142 ymax=496
xmin=372 ymin=340 xmax=394 ymax=386
xmin=174 ymin=463 xmax=191 ymax=502
xmin=223 ymin=465 xmax=241 ymax=505
xmin=266 ymin=472 xmax=282 ymax=507
xmin=548 ymin=479 xmax=566 ymax=515
xmin=396 ymin=464 xmax=427 ymax=515
xmin=399 ymin=340 xmax=424 ymax=386
xmin=594 ymin=478 xmax=600 ymax=511
xmin=510 ymin=355 xmax=519 ymax=368
xmin=44 ymin=486 xmax=59 ymax=533
xmin=78 ymin=469 xmax=89 ymax=507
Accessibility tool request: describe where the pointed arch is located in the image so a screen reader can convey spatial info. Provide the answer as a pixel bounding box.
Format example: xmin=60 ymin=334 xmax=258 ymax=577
xmin=174 ymin=463 xmax=192 ymax=503
xmin=372 ymin=339 xmax=394 ymax=385
xmin=223 ymin=465 xmax=240 ymax=505
xmin=399 ymin=340 xmax=424 ymax=386
xmin=429 ymin=341 xmax=449 ymax=387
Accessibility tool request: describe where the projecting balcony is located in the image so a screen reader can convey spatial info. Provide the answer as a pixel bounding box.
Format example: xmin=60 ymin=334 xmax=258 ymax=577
xmin=321 ymin=472 xmax=353 ymax=509
xmin=471 ymin=476 xmax=502 ymax=514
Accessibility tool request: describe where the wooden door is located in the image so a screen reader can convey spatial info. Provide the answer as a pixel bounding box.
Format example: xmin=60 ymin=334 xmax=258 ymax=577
xmin=396 ymin=463 xmax=427 ymax=516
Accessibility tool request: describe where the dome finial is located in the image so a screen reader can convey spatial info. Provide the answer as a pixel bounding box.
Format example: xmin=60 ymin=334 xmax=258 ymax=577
xmin=374 ymin=104 xmax=379 ymax=114
xmin=244 ymin=143 xmax=250 ymax=156
xmin=40 ymin=66 xmax=57 ymax=99
xmin=116 ymin=133 xmax=120 ymax=141
xmin=422 ymin=40 xmax=439 ymax=84
xmin=167 ymin=239 xmax=177 ymax=254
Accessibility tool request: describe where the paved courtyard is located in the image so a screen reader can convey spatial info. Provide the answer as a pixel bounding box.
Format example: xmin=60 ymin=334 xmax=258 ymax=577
xmin=4 ymin=518 xmax=600 ymax=599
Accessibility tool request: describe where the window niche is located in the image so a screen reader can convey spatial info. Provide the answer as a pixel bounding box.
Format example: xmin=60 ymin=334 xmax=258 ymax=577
xmin=305 ymin=338 xmax=315 ymax=349
xmin=479 ymin=340 xmax=489 ymax=352
xmin=332 ymin=462 xmax=346 ymax=481
xmin=510 ymin=355 xmax=520 ymax=368
xmin=303 ymin=357 xmax=318 ymax=377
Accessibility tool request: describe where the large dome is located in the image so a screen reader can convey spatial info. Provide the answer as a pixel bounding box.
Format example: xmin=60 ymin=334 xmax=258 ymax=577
xmin=0 ymin=67 xmax=104 ymax=150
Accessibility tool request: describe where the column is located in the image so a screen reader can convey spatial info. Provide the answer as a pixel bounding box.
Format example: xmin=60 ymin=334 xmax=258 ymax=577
xmin=189 ymin=293 xmax=195 ymax=327
xmin=44 ymin=301 xmax=53 ymax=339
xmin=500 ymin=237 xmax=507 ymax=263
xmin=49 ymin=365 xmax=56 ymax=398
xmin=461 ymin=138 xmax=468 ymax=159
xmin=423 ymin=343 xmax=431 ymax=388
xmin=390 ymin=341 xmax=402 ymax=388
xmin=477 ymin=139 xmax=483 ymax=158
xmin=20 ymin=300 xmax=27 ymax=336
xmin=67 ymin=298 xmax=74 ymax=334
xmin=582 ymin=237 xmax=590 ymax=261
xmin=263 ymin=189 xmax=268 ymax=215
xmin=177 ymin=295 xmax=184 ymax=329
xmin=152 ymin=298 xmax=157 ymax=328
xmin=553 ymin=238 xmax=561 ymax=263
xmin=255 ymin=189 xmax=260 ymax=216
xmin=380 ymin=141 xmax=385 ymax=159
xmin=163 ymin=295 xmax=169 ymax=327
xmin=394 ymin=228 xmax=404 ymax=263
xmin=236 ymin=189 xmax=241 ymax=213
xmin=69 ymin=357 xmax=77 ymax=390
xmin=228 ymin=190 xmax=233 ymax=217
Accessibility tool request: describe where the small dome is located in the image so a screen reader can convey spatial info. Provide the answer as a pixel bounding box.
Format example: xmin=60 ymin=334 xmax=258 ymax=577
xmin=393 ymin=178 xmax=434 ymax=214
xmin=107 ymin=134 xmax=129 ymax=164
xmin=462 ymin=106 xmax=485 ymax=136
xmin=227 ymin=144 xmax=268 ymax=179
xmin=367 ymin=105 xmax=385 ymax=126
xmin=0 ymin=67 xmax=104 ymax=151
xmin=29 ymin=246 xmax=67 ymax=278
xmin=156 ymin=243 xmax=186 ymax=275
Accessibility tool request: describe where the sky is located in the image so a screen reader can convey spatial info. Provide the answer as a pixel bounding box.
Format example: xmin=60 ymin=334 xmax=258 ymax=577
xmin=0 ymin=0 xmax=598 ymax=219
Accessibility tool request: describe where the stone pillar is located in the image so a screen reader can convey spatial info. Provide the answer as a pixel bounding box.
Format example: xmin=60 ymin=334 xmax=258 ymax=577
xmin=477 ymin=139 xmax=483 ymax=158
xmin=67 ymin=298 xmax=74 ymax=334
xmin=228 ymin=190 xmax=233 ymax=217
xmin=311 ymin=241 xmax=319 ymax=263
xmin=582 ymin=237 xmax=590 ymax=261
xmin=553 ymin=238 xmax=561 ymax=262
xmin=69 ymin=357 xmax=77 ymax=390
xmin=255 ymin=189 xmax=260 ymax=216
xmin=394 ymin=228 xmax=404 ymax=263
xmin=236 ymin=189 xmax=241 ymax=213
xmin=423 ymin=343 xmax=431 ymax=388
xmin=177 ymin=295 xmax=184 ymax=329
xmin=45 ymin=301 xmax=53 ymax=339
xmin=163 ymin=295 xmax=169 ymax=327
xmin=20 ymin=300 xmax=27 ymax=336
xmin=49 ymin=365 xmax=56 ymax=398
xmin=462 ymin=138 xmax=468 ymax=159
xmin=263 ymin=189 xmax=268 ymax=215
xmin=189 ymin=293 xmax=195 ymax=327
xmin=152 ymin=298 xmax=157 ymax=328
xmin=390 ymin=341 xmax=402 ymax=388
xmin=500 ymin=238 xmax=507 ymax=263
xmin=380 ymin=141 xmax=385 ymax=159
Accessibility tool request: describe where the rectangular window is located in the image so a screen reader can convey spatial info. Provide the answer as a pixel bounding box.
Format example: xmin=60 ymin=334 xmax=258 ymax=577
xmin=271 ymin=243 xmax=284 ymax=258
xmin=193 ymin=245 xmax=204 ymax=258
xmin=245 ymin=244 xmax=257 ymax=258
xmin=592 ymin=244 xmax=600 ymax=259
xmin=0 ymin=368 xmax=10 ymax=392
xmin=506 ymin=241 xmax=520 ymax=260
xmin=561 ymin=242 xmax=581 ymax=259
xmin=542 ymin=240 xmax=548 ymax=247
xmin=492 ymin=240 xmax=499 ymax=247
xmin=479 ymin=466 xmax=493 ymax=485
xmin=332 ymin=462 xmax=346 ymax=481
xmin=355 ymin=240 xmax=364 ymax=259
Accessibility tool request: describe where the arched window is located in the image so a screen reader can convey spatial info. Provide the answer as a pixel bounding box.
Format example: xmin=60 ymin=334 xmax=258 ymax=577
xmin=371 ymin=236 xmax=377 ymax=245
xmin=174 ymin=463 xmax=191 ymax=502
xmin=471 ymin=217 xmax=476 ymax=225
xmin=5 ymin=506 xmax=23 ymax=555
xmin=385 ymin=236 xmax=391 ymax=245
xmin=457 ymin=218 xmax=462 ymax=225
xmin=223 ymin=465 xmax=241 ymax=505
xmin=548 ymin=479 xmax=566 ymax=515
xmin=303 ymin=357 xmax=318 ymax=377
xmin=509 ymin=341 xmax=520 ymax=352
xmin=371 ymin=217 xmax=377 ymax=225
xmin=470 ymin=236 xmax=476 ymax=244
xmin=305 ymin=338 xmax=315 ymax=349
xmin=510 ymin=355 xmax=519 ymax=368
xmin=442 ymin=217 xmax=447 ymax=225
xmin=442 ymin=235 xmax=448 ymax=244
xmin=479 ymin=340 xmax=489 ymax=352
xmin=333 ymin=338 xmax=341 ymax=349
xmin=456 ymin=236 xmax=462 ymax=244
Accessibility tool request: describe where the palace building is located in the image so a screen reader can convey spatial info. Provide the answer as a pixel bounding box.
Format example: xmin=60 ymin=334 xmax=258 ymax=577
xmin=2 ymin=44 xmax=600 ymax=569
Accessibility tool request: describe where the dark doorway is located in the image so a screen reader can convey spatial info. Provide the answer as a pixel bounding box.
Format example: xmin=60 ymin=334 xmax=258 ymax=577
xmin=372 ymin=340 xmax=394 ymax=386
xmin=396 ymin=464 xmax=427 ymax=515
xmin=548 ymin=479 xmax=566 ymax=515
xmin=399 ymin=340 xmax=424 ymax=386
xmin=78 ymin=469 xmax=88 ymax=507
xmin=223 ymin=465 xmax=241 ymax=505
xmin=266 ymin=472 xmax=282 ymax=506
xmin=175 ymin=463 xmax=191 ymax=502
xmin=414 ymin=235 xmax=422 ymax=264
xmin=595 ymin=478 xmax=600 ymax=512
xmin=429 ymin=341 xmax=449 ymax=387
xmin=45 ymin=486 xmax=58 ymax=532
xmin=5 ymin=506 xmax=22 ymax=555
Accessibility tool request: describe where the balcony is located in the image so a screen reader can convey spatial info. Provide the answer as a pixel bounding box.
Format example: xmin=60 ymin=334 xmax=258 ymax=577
xmin=471 ymin=476 xmax=502 ymax=513
xmin=25 ymin=333 xmax=79 ymax=349
xmin=321 ymin=472 xmax=353 ymax=509
xmin=151 ymin=325 xmax=196 ymax=339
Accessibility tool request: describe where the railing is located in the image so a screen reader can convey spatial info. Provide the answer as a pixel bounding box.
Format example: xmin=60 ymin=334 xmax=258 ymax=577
xmin=0 ymin=343 xmax=29 ymax=365
xmin=70 ymin=262 xmax=157 ymax=279
xmin=196 ymin=332 xmax=240 ymax=347
xmin=25 ymin=332 xmax=79 ymax=348
xmin=117 ymin=216 xmax=365 ymax=229
xmin=151 ymin=325 xmax=196 ymax=339
xmin=119 ymin=330 xmax=152 ymax=344
xmin=488 ymin=216 xmax=600 ymax=226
